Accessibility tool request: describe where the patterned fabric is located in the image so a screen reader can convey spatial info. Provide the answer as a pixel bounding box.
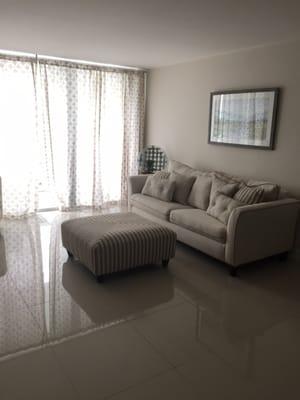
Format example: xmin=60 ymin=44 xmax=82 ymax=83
xmin=0 ymin=58 xmax=38 ymax=217
xmin=61 ymin=212 xmax=177 ymax=276
xmin=0 ymin=55 xmax=146 ymax=217
xmin=138 ymin=145 xmax=168 ymax=173
xmin=247 ymin=180 xmax=280 ymax=202
xmin=234 ymin=185 xmax=264 ymax=204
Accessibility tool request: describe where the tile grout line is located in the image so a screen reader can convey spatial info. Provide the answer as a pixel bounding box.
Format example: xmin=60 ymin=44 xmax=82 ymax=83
xmin=49 ymin=346 xmax=83 ymax=400
xmin=102 ymin=368 xmax=175 ymax=400
xmin=9 ymin=277 xmax=49 ymax=338
xmin=129 ymin=319 xmax=179 ymax=370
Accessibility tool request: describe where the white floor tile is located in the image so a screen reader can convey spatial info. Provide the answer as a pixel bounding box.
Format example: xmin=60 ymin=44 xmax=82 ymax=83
xmin=52 ymin=322 xmax=171 ymax=399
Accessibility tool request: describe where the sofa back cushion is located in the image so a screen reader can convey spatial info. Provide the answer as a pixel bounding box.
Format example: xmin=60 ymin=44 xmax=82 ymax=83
xmin=170 ymin=172 xmax=196 ymax=205
xmin=213 ymin=170 xmax=245 ymax=186
xmin=167 ymin=160 xmax=197 ymax=176
xmin=187 ymin=174 xmax=212 ymax=210
xmin=167 ymin=160 xmax=282 ymax=203
xmin=142 ymin=171 xmax=175 ymax=202
xmin=207 ymin=193 xmax=243 ymax=225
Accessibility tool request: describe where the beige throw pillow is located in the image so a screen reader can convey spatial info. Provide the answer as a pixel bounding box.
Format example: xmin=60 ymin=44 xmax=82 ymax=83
xmin=187 ymin=174 xmax=212 ymax=210
xmin=207 ymin=193 xmax=243 ymax=225
xmin=170 ymin=172 xmax=196 ymax=205
xmin=209 ymin=175 xmax=239 ymax=207
xmin=142 ymin=171 xmax=175 ymax=202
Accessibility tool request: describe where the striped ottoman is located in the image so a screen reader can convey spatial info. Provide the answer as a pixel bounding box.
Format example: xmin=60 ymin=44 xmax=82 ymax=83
xmin=61 ymin=212 xmax=177 ymax=281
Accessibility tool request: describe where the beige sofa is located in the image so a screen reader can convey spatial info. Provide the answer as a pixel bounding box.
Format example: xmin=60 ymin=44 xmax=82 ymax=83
xmin=128 ymin=161 xmax=300 ymax=275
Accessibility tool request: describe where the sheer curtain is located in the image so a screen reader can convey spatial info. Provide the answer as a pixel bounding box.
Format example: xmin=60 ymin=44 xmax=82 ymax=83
xmin=0 ymin=55 xmax=145 ymax=216
xmin=0 ymin=57 xmax=39 ymax=217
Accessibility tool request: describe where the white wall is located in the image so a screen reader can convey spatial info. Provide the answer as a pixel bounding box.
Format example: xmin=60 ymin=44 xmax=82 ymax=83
xmin=146 ymin=40 xmax=300 ymax=197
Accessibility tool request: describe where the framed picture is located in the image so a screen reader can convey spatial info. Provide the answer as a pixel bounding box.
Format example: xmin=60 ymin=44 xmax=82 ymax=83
xmin=208 ymin=88 xmax=280 ymax=149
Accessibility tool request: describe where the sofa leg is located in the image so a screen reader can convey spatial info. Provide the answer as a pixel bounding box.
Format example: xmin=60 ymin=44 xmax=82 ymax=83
xmin=278 ymin=251 xmax=289 ymax=261
xmin=162 ymin=259 xmax=169 ymax=268
xmin=229 ymin=266 xmax=238 ymax=277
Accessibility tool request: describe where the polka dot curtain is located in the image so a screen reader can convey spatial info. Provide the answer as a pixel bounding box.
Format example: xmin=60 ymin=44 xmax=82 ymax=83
xmin=0 ymin=55 xmax=146 ymax=217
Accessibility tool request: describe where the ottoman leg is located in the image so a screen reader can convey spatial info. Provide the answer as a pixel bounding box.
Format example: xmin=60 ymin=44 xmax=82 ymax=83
xmin=162 ymin=259 xmax=169 ymax=268
xmin=67 ymin=250 xmax=73 ymax=258
xmin=96 ymin=275 xmax=104 ymax=283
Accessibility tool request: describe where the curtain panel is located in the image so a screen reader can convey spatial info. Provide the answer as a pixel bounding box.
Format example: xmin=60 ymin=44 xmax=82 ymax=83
xmin=0 ymin=56 xmax=146 ymax=217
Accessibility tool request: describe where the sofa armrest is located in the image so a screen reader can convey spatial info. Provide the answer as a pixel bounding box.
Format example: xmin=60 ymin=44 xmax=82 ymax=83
xmin=128 ymin=175 xmax=149 ymax=205
xmin=225 ymin=199 xmax=300 ymax=266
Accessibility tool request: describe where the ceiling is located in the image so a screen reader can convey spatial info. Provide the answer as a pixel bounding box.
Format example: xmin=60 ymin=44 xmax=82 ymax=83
xmin=1 ymin=0 xmax=300 ymax=68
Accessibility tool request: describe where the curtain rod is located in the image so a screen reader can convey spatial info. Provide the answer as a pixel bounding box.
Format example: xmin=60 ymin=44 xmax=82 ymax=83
xmin=0 ymin=49 xmax=148 ymax=73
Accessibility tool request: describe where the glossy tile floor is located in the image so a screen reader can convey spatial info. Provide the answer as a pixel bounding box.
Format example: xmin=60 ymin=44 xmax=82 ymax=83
xmin=0 ymin=210 xmax=300 ymax=399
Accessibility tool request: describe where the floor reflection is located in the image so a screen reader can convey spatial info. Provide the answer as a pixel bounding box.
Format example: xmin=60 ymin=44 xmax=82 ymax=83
xmin=0 ymin=211 xmax=300 ymax=399
xmin=62 ymin=259 xmax=175 ymax=325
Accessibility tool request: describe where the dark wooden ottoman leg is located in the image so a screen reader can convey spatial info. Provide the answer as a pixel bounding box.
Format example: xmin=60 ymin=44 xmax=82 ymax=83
xmin=96 ymin=275 xmax=104 ymax=283
xmin=229 ymin=266 xmax=238 ymax=277
xmin=162 ymin=259 xmax=169 ymax=268
xmin=278 ymin=251 xmax=289 ymax=261
xmin=67 ymin=250 xmax=73 ymax=258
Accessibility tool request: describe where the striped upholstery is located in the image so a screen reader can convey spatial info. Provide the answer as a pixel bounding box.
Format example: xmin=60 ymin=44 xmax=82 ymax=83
xmin=61 ymin=212 xmax=177 ymax=277
xmin=234 ymin=186 xmax=264 ymax=204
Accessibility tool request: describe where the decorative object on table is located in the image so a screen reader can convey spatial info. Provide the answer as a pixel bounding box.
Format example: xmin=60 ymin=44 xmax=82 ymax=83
xmin=138 ymin=145 xmax=168 ymax=174
xmin=208 ymin=88 xmax=280 ymax=149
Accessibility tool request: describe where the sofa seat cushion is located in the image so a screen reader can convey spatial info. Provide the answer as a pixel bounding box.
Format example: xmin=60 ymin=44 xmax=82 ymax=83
xmin=170 ymin=209 xmax=227 ymax=243
xmin=131 ymin=194 xmax=192 ymax=220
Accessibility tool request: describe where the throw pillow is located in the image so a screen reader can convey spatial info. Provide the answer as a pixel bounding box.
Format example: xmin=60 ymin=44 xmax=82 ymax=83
xmin=209 ymin=175 xmax=239 ymax=207
xmin=170 ymin=172 xmax=196 ymax=205
xmin=247 ymin=180 xmax=280 ymax=202
xmin=207 ymin=193 xmax=244 ymax=225
xmin=187 ymin=174 xmax=212 ymax=210
xmin=234 ymin=185 xmax=264 ymax=204
xmin=142 ymin=171 xmax=175 ymax=202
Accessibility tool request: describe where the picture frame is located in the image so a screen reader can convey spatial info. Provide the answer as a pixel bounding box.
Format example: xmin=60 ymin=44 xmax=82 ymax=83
xmin=208 ymin=88 xmax=280 ymax=150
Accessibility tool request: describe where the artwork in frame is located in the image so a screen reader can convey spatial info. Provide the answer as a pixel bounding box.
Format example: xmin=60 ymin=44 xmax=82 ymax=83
xmin=208 ymin=88 xmax=280 ymax=149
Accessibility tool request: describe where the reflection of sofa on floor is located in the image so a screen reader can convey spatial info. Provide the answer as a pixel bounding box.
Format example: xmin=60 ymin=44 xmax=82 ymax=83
xmin=129 ymin=160 xmax=300 ymax=274
xmin=62 ymin=259 xmax=174 ymax=325
xmin=174 ymin=257 xmax=296 ymax=376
